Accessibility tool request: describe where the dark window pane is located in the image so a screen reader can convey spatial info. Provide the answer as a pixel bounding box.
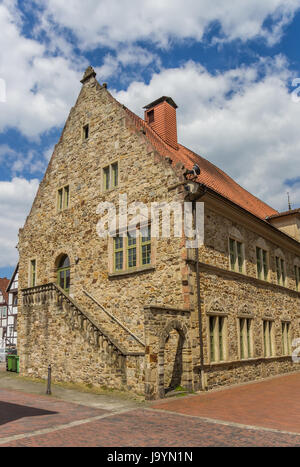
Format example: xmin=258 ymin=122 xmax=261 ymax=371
xmin=65 ymin=270 xmax=70 ymax=290
xmin=142 ymin=244 xmax=151 ymax=265
xmin=112 ymin=163 xmax=118 ymax=187
xmin=59 ymin=271 xmax=65 ymax=289
xmin=59 ymin=255 xmax=70 ymax=269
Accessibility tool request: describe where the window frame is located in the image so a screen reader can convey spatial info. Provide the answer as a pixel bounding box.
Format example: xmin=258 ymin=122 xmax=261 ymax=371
xmin=239 ymin=318 xmax=253 ymax=360
xmin=263 ymin=320 xmax=275 ymax=358
xmin=102 ymin=161 xmax=119 ymax=192
xmin=208 ymin=315 xmax=227 ymax=363
xmin=256 ymin=247 xmax=269 ymax=281
xmin=276 ymin=256 xmax=286 ymax=286
xmin=29 ymin=259 xmax=37 ymax=288
xmin=83 ymin=124 xmax=89 ymax=141
xmin=113 ymin=236 xmax=124 ymax=272
xmin=127 ymin=233 xmax=137 ymax=269
xmin=282 ymin=321 xmax=291 ymax=356
xmin=112 ymin=226 xmax=152 ymax=274
xmin=141 ymin=229 xmax=152 ymax=266
xmin=57 ymin=185 xmax=70 ymax=212
xmin=1 ymin=307 xmax=7 ymax=319
xmin=57 ymin=255 xmax=71 ymax=294
xmin=229 ymin=237 xmax=245 ymax=274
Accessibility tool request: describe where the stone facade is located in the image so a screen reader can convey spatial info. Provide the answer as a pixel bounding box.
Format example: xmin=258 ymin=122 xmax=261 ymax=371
xmin=17 ymin=67 xmax=300 ymax=399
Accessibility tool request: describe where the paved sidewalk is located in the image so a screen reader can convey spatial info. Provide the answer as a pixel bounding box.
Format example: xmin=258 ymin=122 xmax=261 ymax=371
xmin=0 ymin=371 xmax=144 ymax=412
xmin=2 ymin=408 xmax=300 ymax=447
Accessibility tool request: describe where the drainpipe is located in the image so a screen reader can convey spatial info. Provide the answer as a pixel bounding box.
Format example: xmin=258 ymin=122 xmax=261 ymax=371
xmin=191 ymin=189 xmax=207 ymax=391
xmin=195 ymin=235 xmax=206 ymax=391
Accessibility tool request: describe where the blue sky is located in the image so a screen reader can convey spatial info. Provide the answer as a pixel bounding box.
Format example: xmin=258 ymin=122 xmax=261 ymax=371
xmin=1 ymin=0 xmax=300 ymax=279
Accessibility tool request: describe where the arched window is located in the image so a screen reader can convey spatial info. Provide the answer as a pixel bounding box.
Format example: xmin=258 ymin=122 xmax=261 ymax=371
xmin=57 ymin=255 xmax=70 ymax=293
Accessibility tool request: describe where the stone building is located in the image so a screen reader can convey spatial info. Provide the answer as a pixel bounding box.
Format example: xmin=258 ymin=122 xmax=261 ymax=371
xmin=18 ymin=66 xmax=300 ymax=399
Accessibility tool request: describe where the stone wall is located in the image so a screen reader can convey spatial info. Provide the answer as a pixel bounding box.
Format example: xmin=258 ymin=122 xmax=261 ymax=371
xmin=20 ymin=285 xmax=145 ymax=393
xmin=184 ymin=199 xmax=300 ymax=390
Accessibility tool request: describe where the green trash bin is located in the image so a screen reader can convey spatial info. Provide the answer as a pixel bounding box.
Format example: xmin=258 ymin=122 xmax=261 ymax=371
xmin=7 ymin=355 xmax=14 ymax=372
xmin=11 ymin=355 xmax=16 ymax=372
xmin=15 ymin=356 xmax=20 ymax=374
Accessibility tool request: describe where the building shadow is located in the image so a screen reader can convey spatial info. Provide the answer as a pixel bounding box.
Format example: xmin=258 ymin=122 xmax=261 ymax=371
xmin=0 ymin=401 xmax=57 ymax=426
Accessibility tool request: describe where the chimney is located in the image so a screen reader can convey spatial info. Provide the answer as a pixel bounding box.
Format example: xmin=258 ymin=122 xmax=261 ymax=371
xmin=144 ymin=96 xmax=178 ymax=150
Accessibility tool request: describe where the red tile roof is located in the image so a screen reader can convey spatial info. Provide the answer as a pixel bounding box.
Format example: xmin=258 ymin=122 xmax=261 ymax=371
xmin=122 ymin=104 xmax=278 ymax=221
xmin=0 ymin=278 xmax=9 ymax=304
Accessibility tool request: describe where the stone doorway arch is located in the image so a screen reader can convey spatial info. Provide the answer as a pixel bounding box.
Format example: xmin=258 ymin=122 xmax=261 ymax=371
xmin=158 ymin=320 xmax=192 ymax=398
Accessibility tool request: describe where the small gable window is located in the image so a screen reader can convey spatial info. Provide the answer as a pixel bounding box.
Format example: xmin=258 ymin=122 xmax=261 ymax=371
xmin=103 ymin=162 xmax=119 ymax=191
xmin=30 ymin=259 xmax=36 ymax=287
xmin=57 ymin=186 xmax=70 ymax=211
xmin=83 ymin=124 xmax=89 ymax=140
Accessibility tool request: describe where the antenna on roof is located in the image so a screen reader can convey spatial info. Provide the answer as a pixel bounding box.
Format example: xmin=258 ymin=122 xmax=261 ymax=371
xmin=287 ymin=192 xmax=292 ymax=211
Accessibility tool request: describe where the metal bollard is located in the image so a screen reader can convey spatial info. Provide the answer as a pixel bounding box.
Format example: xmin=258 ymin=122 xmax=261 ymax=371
xmin=46 ymin=364 xmax=52 ymax=395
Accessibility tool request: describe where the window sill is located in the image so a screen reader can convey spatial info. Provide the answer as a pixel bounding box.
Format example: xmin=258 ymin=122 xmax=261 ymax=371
xmin=102 ymin=187 xmax=119 ymax=194
xmin=109 ymin=265 xmax=155 ymax=278
xmin=56 ymin=208 xmax=70 ymax=214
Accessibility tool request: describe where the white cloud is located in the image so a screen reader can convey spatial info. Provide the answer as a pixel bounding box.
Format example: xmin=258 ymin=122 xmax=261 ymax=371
xmin=0 ymin=144 xmax=49 ymax=176
xmin=95 ymin=46 xmax=161 ymax=82
xmin=0 ymin=177 xmax=39 ymax=267
xmin=113 ymin=58 xmax=300 ymax=212
xmin=37 ymin=0 xmax=300 ymax=49
xmin=0 ymin=0 xmax=298 ymax=140
xmin=0 ymin=2 xmax=84 ymax=139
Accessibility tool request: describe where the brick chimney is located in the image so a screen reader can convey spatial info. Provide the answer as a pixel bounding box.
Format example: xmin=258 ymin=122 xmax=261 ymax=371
xmin=144 ymin=96 xmax=178 ymax=150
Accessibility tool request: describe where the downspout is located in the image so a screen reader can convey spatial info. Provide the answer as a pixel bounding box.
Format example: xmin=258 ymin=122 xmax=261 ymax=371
xmin=191 ymin=188 xmax=207 ymax=391
xmin=195 ymin=231 xmax=206 ymax=391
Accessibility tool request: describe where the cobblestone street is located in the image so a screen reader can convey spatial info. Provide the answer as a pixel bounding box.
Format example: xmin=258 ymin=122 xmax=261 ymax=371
xmin=0 ymin=372 xmax=300 ymax=447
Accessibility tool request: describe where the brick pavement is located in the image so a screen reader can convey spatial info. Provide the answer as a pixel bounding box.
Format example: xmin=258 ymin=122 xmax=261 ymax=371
xmin=0 ymin=388 xmax=109 ymax=439
xmin=2 ymin=409 xmax=300 ymax=447
xmin=152 ymin=372 xmax=300 ymax=434
xmin=1 ymin=373 xmax=300 ymax=447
